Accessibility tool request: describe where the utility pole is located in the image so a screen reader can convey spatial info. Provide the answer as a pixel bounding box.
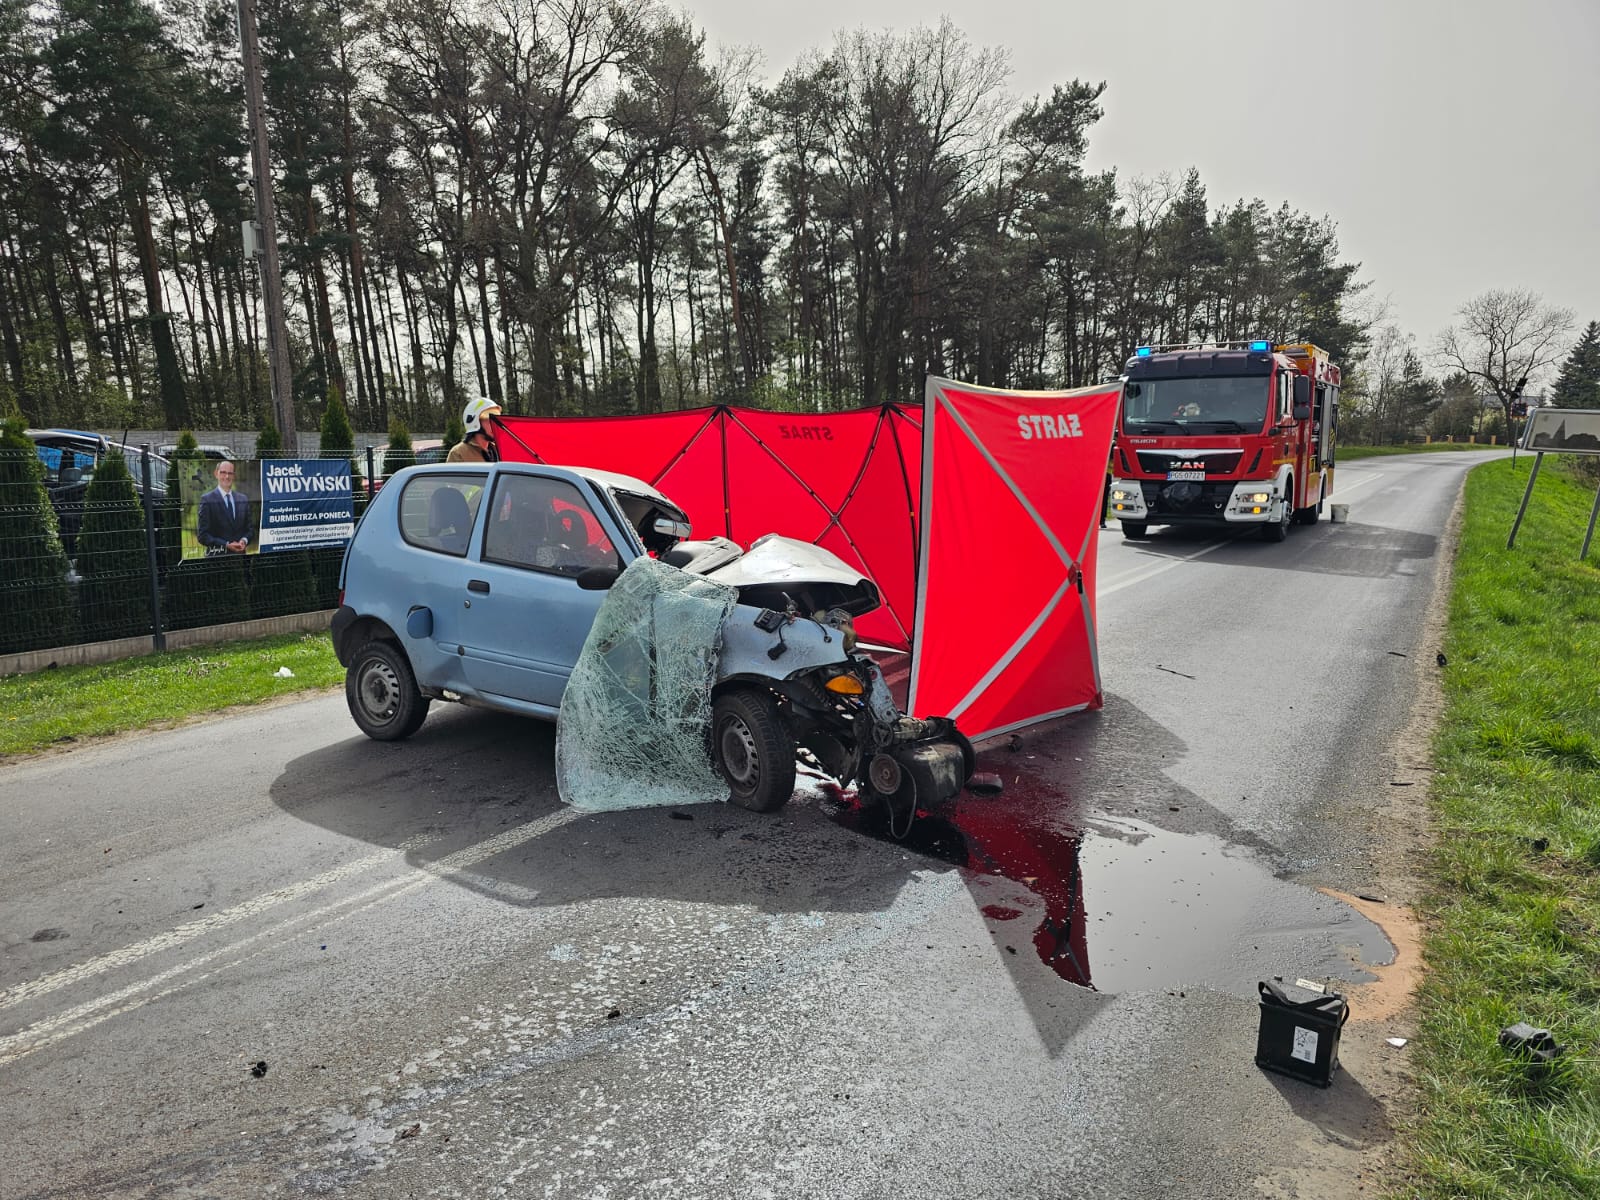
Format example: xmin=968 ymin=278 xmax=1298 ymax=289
xmin=238 ymin=0 xmax=296 ymax=450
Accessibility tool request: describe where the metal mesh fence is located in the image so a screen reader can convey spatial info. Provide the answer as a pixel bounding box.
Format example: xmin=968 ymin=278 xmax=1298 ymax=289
xmin=0 ymin=448 xmax=359 ymax=658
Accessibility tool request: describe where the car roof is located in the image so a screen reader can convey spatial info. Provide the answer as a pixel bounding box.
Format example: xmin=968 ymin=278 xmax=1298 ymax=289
xmin=403 ymin=460 xmax=672 ymax=505
xmin=24 ymin=428 xmax=107 ymax=447
xmin=568 ymin=465 xmax=677 ymax=509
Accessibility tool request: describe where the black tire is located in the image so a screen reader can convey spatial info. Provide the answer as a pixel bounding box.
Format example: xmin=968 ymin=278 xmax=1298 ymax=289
xmin=346 ymin=640 xmax=430 ymax=741
xmin=1294 ymin=494 xmax=1323 ymax=525
xmin=1261 ymin=485 xmax=1293 ymax=542
xmin=1121 ymin=521 xmax=1150 ymax=540
xmin=712 ymin=688 xmax=797 ymax=813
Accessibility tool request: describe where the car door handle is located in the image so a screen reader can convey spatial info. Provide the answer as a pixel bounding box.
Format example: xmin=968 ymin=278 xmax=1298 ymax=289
xmin=468 ymin=579 xmax=490 ymax=594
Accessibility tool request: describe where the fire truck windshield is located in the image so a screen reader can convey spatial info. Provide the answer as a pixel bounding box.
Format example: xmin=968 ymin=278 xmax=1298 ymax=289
xmin=1123 ymin=376 xmax=1269 ymax=432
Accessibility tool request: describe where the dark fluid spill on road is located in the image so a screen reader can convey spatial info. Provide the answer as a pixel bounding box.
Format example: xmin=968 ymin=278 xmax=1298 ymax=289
xmin=824 ymin=762 xmax=1391 ymax=997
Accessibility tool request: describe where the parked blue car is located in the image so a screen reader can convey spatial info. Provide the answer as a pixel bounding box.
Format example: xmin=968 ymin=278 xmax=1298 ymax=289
xmin=331 ymin=462 xmax=973 ymax=814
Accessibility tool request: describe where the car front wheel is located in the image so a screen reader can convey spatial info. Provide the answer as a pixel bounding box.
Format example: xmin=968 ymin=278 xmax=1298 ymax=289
xmin=346 ymin=640 xmax=430 ymax=741
xmin=712 ymin=688 xmax=797 ymax=813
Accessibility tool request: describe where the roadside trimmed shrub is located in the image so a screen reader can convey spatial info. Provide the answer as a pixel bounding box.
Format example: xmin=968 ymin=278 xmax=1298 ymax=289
xmin=443 ymin=409 xmax=464 ymax=452
xmin=249 ymin=548 xmax=318 ymax=619
xmin=255 ymin=419 xmax=283 ymax=458
xmin=0 ymin=419 xmax=76 ymax=654
xmin=163 ymin=555 xmax=249 ymax=631
xmin=383 ymin=418 xmax=414 ymax=476
xmin=76 ymin=450 xmax=152 ymax=641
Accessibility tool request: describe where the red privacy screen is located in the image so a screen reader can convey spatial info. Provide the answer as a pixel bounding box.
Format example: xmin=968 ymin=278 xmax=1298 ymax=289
xmin=496 ymin=379 xmax=1119 ymax=741
xmin=907 ymin=378 xmax=1121 ymax=739
xmin=497 ymin=405 xmax=923 ymax=649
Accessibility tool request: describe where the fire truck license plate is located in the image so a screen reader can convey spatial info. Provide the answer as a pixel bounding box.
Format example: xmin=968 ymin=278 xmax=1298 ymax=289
xmin=1166 ymin=470 xmax=1206 ymax=481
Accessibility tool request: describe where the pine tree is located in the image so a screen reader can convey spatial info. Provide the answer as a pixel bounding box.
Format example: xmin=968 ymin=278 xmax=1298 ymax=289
xmin=75 ymin=450 xmax=153 ymax=640
xmin=0 ymin=419 xmax=77 ymax=653
xmin=383 ymin=417 xmax=415 ymax=475
xmin=1551 ymin=322 xmax=1600 ymax=409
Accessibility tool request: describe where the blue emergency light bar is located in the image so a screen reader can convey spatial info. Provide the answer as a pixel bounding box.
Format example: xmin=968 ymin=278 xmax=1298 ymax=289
xmin=1135 ymin=346 xmax=1152 ymax=357
xmin=1248 ymin=339 xmax=1271 ymax=352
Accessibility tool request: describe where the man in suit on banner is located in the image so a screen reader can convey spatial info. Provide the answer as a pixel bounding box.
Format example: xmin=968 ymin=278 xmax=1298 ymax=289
xmin=197 ymin=460 xmax=251 ymax=554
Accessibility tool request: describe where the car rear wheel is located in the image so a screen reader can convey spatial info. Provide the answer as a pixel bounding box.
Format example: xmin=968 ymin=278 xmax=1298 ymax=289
xmin=346 ymin=640 xmax=430 ymax=741
xmin=712 ymin=688 xmax=797 ymax=813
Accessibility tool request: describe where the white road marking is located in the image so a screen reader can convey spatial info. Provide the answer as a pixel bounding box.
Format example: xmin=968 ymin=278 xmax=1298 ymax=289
xmin=1094 ymin=466 xmax=1389 ymax=597
xmin=0 ymin=838 xmax=432 ymax=1012
xmin=0 ymin=809 xmax=583 ymax=1065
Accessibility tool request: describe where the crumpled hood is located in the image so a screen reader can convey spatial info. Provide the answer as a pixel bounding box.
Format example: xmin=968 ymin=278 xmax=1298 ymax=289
xmin=702 ymin=534 xmax=881 ymax=615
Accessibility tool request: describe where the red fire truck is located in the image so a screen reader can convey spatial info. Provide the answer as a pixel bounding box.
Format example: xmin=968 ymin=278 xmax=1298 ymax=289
xmin=1107 ymin=340 xmax=1340 ymax=541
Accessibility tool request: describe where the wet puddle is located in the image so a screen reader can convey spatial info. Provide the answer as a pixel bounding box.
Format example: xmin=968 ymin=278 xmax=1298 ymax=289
xmin=822 ymin=769 xmax=1392 ymax=997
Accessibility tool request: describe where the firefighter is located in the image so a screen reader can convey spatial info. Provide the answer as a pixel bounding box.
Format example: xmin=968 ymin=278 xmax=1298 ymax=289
xmin=448 ymin=397 xmax=501 ymax=463
xmin=1100 ymin=435 xmax=1115 ymax=528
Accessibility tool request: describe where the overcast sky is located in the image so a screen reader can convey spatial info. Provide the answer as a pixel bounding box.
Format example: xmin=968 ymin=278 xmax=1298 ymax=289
xmin=690 ymin=0 xmax=1600 ymax=359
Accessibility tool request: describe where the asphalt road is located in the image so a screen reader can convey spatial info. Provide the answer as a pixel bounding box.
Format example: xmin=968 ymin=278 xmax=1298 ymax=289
xmin=1 ymin=450 xmax=1502 ymax=1199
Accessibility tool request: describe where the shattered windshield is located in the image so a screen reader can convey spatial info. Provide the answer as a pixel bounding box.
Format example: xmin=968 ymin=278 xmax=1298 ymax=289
xmin=1123 ymin=376 xmax=1269 ymax=433
xmin=555 ymin=557 xmax=740 ymax=811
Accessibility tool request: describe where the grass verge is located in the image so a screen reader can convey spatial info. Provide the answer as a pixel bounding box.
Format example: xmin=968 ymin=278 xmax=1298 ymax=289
xmin=1340 ymin=442 xmax=1507 ymax=461
xmin=0 ymin=631 xmax=342 ymax=759
xmin=1407 ymin=455 xmax=1600 ymax=1198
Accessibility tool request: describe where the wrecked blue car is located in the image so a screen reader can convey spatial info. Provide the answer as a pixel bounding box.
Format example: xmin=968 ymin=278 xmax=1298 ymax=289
xmin=331 ymin=462 xmax=972 ymax=815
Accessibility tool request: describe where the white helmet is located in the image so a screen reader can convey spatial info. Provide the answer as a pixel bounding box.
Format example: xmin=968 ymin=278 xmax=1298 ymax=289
xmin=463 ymin=396 xmax=501 ymax=437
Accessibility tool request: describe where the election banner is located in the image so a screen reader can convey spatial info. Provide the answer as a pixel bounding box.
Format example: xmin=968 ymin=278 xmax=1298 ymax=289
xmin=179 ymin=458 xmax=261 ymax=560
xmin=258 ymin=458 xmax=355 ymax=552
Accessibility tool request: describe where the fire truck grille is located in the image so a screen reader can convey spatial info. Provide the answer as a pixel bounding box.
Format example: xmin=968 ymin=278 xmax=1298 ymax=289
xmin=1136 ymin=451 xmax=1243 ymax=475
xmin=1148 ymin=481 xmax=1235 ymax=514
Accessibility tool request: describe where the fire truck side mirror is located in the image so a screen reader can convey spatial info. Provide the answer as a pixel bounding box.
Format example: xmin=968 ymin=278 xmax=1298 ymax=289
xmin=1292 ymin=376 xmax=1312 ymax=421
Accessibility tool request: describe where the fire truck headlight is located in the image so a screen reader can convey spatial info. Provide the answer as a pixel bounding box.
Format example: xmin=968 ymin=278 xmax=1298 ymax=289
xmin=1110 ymin=487 xmax=1139 ymax=502
xmin=1239 ymin=491 xmax=1271 ymax=504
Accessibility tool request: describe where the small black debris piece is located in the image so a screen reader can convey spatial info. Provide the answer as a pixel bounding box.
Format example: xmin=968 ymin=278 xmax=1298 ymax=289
xmin=192 ymin=903 xmax=205 ymax=910
xmin=669 ymin=811 xmax=694 ymax=821
xmin=606 ymin=1008 xmax=621 ymax=1021
xmin=1387 ymin=651 xmax=1407 ymax=658
xmin=1499 ymin=1023 xmax=1565 ymax=1064
xmin=1436 ymin=652 xmax=1449 ymax=667
xmin=1006 ymin=734 xmax=1023 ymax=752
xmin=398 ymin=1123 xmax=422 ymax=1140
xmin=1357 ymin=894 xmax=1385 ymax=904
xmin=250 ymin=1061 xmax=268 ymax=1078
xmin=966 ymin=772 xmax=1004 ymax=796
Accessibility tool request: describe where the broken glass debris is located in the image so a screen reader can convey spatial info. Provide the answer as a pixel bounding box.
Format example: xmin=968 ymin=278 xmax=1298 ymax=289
xmin=556 ymin=557 xmax=740 ymax=811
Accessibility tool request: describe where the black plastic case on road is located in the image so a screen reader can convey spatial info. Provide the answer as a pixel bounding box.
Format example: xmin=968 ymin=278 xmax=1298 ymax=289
xmin=1254 ymin=979 xmax=1349 ymax=1088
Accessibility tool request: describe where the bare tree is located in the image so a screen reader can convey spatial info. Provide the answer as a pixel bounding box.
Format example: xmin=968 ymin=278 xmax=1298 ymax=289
xmin=1435 ymin=289 xmax=1574 ymax=438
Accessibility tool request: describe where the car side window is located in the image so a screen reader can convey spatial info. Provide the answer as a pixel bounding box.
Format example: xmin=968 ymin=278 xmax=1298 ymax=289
xmin=482 ymin=474 xmax=620 ymax=577
xmin=399 ymin=474 xmax=483 ymax=557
